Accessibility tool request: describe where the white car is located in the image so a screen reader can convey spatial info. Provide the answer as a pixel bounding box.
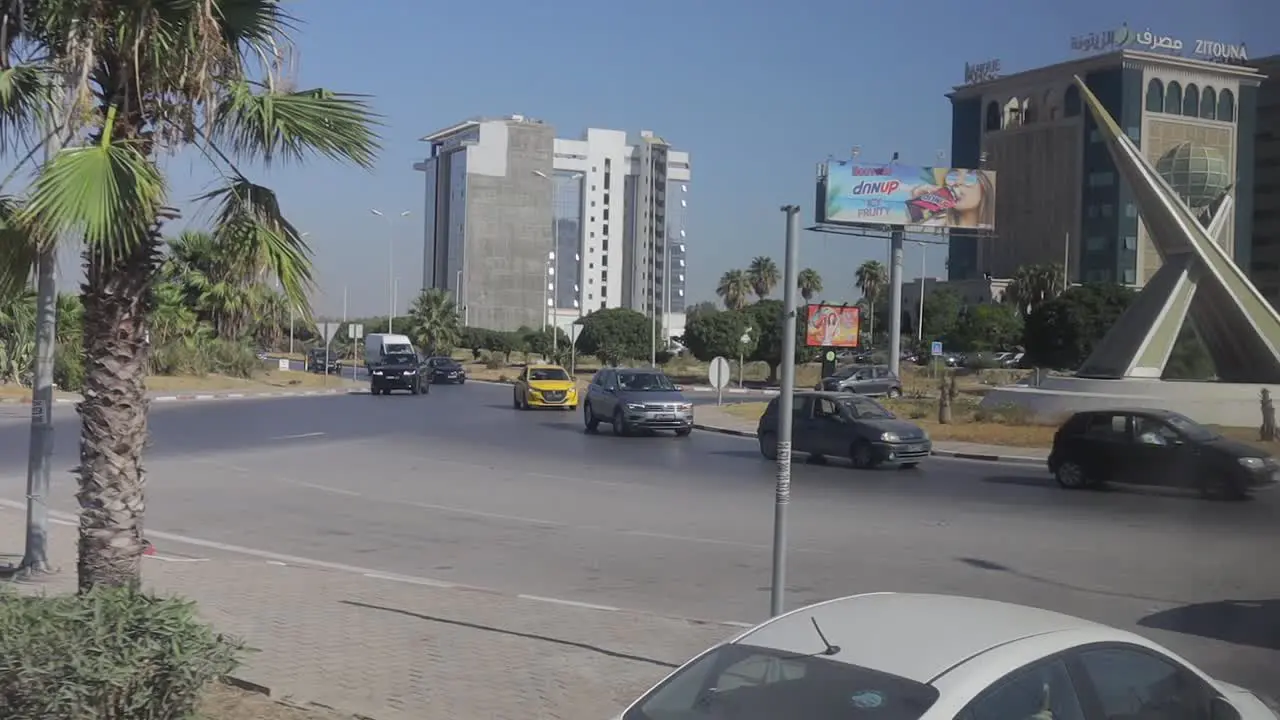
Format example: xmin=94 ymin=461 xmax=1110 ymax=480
xmin=617 ymin=592 xmax=1276 ymax=720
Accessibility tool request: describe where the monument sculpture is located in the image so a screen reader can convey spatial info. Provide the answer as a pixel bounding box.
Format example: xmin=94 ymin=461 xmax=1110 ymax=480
xmin=982 ymin=76 xmax=1280 ymax=425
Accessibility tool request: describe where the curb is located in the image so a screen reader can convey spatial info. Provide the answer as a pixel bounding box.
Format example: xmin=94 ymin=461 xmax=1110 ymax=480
xmin=685 ymin=386 xmax=779 ymax=395
xmin=0 ymin=388 xmax=356 ymax=406
xmin=692 ymin=423 xmax=1047 ymax=465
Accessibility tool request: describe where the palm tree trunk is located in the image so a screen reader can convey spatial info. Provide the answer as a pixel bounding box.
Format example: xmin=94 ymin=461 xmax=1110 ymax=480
xmin=76 ymin=235 xmax=160 ymax=593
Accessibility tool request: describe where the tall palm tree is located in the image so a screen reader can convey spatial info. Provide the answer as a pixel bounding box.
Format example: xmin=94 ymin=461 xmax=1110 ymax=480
xmin=716 ymin=269 xmax=753 ymax=310
xmin=797 ymin=268 xmax=823 ymax=302
xmin=1004 ymin=263 xmax=1065 ymax=315
xmin=747 ymin=256 xmax=779 ymax=300
xmin=855 ymin=260 xmax=887 ymax=341
xmin=405 ymin=289 xmax=461 ymax=354
xmin=0 ymin=1 xmax=379 ymax=591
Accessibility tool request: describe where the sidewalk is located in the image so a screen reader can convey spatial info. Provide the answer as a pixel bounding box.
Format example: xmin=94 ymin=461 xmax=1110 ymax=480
xmin=0 ymin=506 xmax=733 ymax=719
xmin=693 ymin=405 xmax=1050 ymax=465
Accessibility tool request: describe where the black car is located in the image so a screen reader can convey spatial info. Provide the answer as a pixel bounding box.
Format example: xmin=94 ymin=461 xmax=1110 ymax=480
xmin=1048 ymin=408 xmax=1279 ymax=499
xmin=305 ymin=349 xmax=341 ymax=374
xmin=756 ymin=391 xmax=930 ymax=469
xmin=369 ymin=352 xmax=429 ymax=396
xmin=426 ymin=356 xmax=466 ymax=384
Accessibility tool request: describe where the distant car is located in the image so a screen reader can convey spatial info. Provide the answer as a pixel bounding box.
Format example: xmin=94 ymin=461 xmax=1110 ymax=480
xmin=369 ymin=350 xmax=428 ymax=396
xmin=426 ymin=356 xmax=466 ymax=384
xmin=757 ymin=391 xmax=929 ymax=469
xmin=305 ymin=349 xmax=340 ymax=374
xmin=514 ymin=364 xmax=578 ymax=410
xmin=615 ymin=592 xmax=1279 ymax=720
xmin=816 ymin=364 xmax=902 ymax=398
xmin=1048 ymin=407 xmax=1279 ymax=499
xmin=583 ymin=367 xmax=692 ymax=436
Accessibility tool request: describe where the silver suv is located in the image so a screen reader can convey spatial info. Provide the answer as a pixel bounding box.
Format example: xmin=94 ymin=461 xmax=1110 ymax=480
xmin=583 ymin=368 xmax=694 ymax=437
xmin=817 ymin=364 xmax=902 ymax=398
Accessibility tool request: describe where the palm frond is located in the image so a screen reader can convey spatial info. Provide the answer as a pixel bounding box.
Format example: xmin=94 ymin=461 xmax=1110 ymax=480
xmin=0 ymin=64 xmax=52 ymax=156
xmin=210 ymin=82 xmax=380 ymax=169
xmin=0 ymin=194 xmax=37 ymax=301
xmin=197 ymin=176 xmax=313 ymax=313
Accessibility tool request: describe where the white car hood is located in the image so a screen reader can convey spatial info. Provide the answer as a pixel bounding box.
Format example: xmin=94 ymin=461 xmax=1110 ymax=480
xmin=1216 ymin=679 xmax=1280 ymax=719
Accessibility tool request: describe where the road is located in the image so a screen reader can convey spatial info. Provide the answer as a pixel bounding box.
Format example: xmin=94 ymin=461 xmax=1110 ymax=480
xmin=0 ymin=383 xmax=1276 ymax=696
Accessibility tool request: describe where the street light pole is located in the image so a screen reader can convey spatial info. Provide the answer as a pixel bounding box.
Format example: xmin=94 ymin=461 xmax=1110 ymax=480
xmin=917 ymin=242 xmax=927 ymax=342
xmin=550 ymin=251 xmax=559 ymax=356
xmin=771 ymin=204 xmax=802 ymax=617
xmin=371 ymin=209 xmax=410 ymax=333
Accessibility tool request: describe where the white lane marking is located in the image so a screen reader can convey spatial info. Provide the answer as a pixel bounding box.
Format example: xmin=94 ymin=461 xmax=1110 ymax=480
xmin=363 ymin=572 xmax=454 ymax=588
xmin=722 ymin=621 xmax=755 ymax=628
xmin=146 ymin=556 xmax=210 ymax=563
xmin=265 ymin=560 xmax=288 ymax=566
xmin=517 ymin=594 xmax=619 ymax=612
xmin=271 ymin=432 xmax=326 ymax=440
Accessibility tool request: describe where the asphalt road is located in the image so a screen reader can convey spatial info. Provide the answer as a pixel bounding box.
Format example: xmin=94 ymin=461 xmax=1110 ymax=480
xmin=0 ymin=384 xmax=1276 ymax=696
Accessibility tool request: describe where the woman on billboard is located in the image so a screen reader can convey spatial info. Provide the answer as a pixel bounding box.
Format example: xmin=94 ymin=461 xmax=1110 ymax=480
xmin=909 ymin=168 xmax=995 ymax=229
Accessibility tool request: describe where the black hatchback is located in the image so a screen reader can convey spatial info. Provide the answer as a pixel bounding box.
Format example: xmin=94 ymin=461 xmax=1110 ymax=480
xmin=756 ymin=391 xmax=930 ymax=469
xmin=426 ymin=356 xmax=466 ymax=384
xmin=1047 ymin=408 xmax=1279 ymax=499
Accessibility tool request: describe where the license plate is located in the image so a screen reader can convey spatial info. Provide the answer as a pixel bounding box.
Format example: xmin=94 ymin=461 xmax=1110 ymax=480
xmin=656 ymin=413 xmax=675 ymax=421
xmin=907 ymin=444 xmax=926 ymax=453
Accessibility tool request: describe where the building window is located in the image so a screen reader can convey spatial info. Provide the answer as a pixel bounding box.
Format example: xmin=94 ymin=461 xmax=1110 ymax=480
xmin=985 ymin=101 xmax=1001 ymax=131
xmin=1183 ymin=84 xmax=1199 ymax=116
xmin=1122 ymin=269 xmax=1136 ymax=284
xmin=1123 ymin=236 xmax=1137 ymax=250
xmin=1200 ymin=87 xmax=1217 ymax=119
xmin=1088 ymin=172 xmax=1115 ymax=187
xmin=1086 ymin=236 xmax=1107 ymax=251
xmin=1125 ymin=203 xmax=1138 ymax=218
xmin=1102 ymin=204 xmax=1114 ymax=217
xmin=1165 ymin=81 xmax=1183 ymax=113
xmin=1064 ymin=85 xmax=1082 ymax=117
xmin=1146 ymin=78 xmax=1164 ymax=112
xmin=1219 ymin=89 xmax=1236 ymax=122
xmin=1087 ymin=205 xmax=1099 ymax=218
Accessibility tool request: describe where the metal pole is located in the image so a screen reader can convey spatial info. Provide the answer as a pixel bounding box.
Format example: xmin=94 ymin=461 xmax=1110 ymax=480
xmin=771 ymin=204 xmax=801 ymax=617
xmin=387 ymin=219 xmax=394 ymax=333
xmin=552 ymin=253 xmax=559 ymax=357
xmin=1063 ymin=232 xmax=1070 ymax=292
xmin=542 ymin=265 xmax=548 ymax=331
xmin=917 ymin=242 xmax=926 ymax=342
xmin=888 ymin=228 xmax=904 ymax=378
xmin=289 ymin=306 xmax=295 ymax=356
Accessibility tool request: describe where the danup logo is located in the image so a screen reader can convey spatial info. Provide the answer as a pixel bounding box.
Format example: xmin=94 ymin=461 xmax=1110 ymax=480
xmin=851 ymin=180 xmax=901 ymax=196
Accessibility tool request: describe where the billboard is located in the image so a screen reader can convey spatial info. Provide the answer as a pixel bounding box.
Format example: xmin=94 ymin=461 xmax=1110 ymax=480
xmin=819 ymin=162 xmax=997 ymax=230
xmin=805 ymin=304 xmax=860 ymax=348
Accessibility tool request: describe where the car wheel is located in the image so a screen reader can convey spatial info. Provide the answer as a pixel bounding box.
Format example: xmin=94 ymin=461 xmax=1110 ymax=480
xmin=1199 ymin=475 xmax=1248 ymax=501
xmin=850 ymin=441 xmax=879 ymax=469
xmin=886 ymin=387 xmax=902 ymax=399
xmin=513 ymin=392 xmax=522 ymax=409
xmin=759 ymin=431 xmax=778 ymax=460
xmin=613 ymin=408 xmax=630 ymax=436
xmin=410 ymin=382 xmax=420 ymax=395
xmin=459 ymin=378 xmax=466 ymax=384
xmin=675 ymin=427 xmax=692 ymax=437
xmin=583 ymin=403 xmax=600 ymax=433
xmin=1054 ymin=461 xmax=1089 ymax=489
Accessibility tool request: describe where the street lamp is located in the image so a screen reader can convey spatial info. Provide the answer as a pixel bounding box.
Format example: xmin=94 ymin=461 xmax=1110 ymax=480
xmin=370 ymin=208 xmax=410 ymax=332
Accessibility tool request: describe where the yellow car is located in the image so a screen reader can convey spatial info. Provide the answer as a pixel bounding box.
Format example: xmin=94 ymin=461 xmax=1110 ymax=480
xmin=514 ymin=364 xmax=579 ymax=410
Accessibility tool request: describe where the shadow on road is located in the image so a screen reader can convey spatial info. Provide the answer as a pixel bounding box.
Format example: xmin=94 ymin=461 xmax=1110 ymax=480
xmin=1140 ymin=600 xmax=1280 ymax=651
xmin=955 ymin=556 xmax=1183 ymax=605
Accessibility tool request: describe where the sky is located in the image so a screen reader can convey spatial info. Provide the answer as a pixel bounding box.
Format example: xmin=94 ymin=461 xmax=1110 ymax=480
xmin=58 ymin=0 xmax=1279 ymax=317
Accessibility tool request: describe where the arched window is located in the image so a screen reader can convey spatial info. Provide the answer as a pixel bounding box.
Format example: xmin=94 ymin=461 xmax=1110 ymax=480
xmin=1200 ymin=87 xmax=1217 ymax=119
xmin=1183 ymin=84 xmax=1200 ymax=116
xmin=1146 ymin=78 xmax=1165 ymax=112
xmin=985 ymin=101 xmax=1001 ymax=131
xmin=1064 ymin=85 xmax=1082 ymax=116
xmin=1165 ymin=81 xmax=1182 ymax=112
xmin=1023 ymin=97 xmax=1037 ymax=123
xmin=1219 ymin=88 xmax=1236 ymax=122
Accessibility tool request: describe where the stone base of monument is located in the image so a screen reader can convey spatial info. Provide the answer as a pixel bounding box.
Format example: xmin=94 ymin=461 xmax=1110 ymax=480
xmin=979 ymin=375 xmax=1269 ymax=428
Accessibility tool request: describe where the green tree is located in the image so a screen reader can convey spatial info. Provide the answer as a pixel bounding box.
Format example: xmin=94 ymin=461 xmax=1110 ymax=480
xmin=1164 ymin=324 xmax=1217 ymax=380
xmin=1023 ymin=283 xmax=1136 ymax=369
xmin=716 ymin=269 xmax=752 ymax=310
xmin=747 ymin=256 xmax=779 ymax=299
xmin=682 ymin=308 xmax=756 ymax=362
xmin=919 ymin=288 xmax=964 ymax=345
xmin=744 ymin=300 xmax=814 ymax=382
xmin=405 ymin=289 xmax=461 ymax=354
xmin=523 ymin=326 xmax=570 ymax=359
xmin=855 ymin=260 xmax=887 ymax=341
xmin=1004 ymin=263 xmax=1065 ymax=315
xmin=577 ymin=308 xmax=650 ymax=365
xmin=950 ymin=302 xmax=1022 ymax=352
xmin=0 ymin=1 xmax=379 ymax=591
xmin=797 ymin=268 xmax=823 ymax=302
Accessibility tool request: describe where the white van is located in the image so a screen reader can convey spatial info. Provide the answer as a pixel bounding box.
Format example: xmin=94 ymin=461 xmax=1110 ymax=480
xmin=364 ymin=333 xmax=415 ymax=367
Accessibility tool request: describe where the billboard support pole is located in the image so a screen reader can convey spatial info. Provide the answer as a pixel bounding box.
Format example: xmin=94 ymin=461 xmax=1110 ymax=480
xmin=888 ymin=228 xmax=904 ymax=378
xmin=771 ymin=204 xmax=801 ymax=618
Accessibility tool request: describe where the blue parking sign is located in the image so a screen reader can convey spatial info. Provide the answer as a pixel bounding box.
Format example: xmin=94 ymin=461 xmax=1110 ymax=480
xmin=930 ymin=341 xmax=943 ymax=356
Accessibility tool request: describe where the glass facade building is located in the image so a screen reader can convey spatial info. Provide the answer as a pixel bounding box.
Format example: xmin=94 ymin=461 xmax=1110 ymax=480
xmin=665 ymin=180 xmax=689 ymax=313
xmin=551 ymin=171 xmax=584 ymax=310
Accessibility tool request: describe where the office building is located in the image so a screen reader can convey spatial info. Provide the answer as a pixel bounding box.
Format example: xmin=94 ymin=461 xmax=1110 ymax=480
xmin=415 ymin=118 xmax=692 ymax=338
xmin=1249 ymin=55 xmax=1280 ymax=305
xmin=947 ymin=49 xmax=1263 ymax=287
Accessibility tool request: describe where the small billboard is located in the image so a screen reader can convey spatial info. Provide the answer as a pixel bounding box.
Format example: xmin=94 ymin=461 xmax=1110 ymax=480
xmin=818 ymin=162 xmax=997 ymax=231
xmin=805 ymin=304 xmax=860 ymax=348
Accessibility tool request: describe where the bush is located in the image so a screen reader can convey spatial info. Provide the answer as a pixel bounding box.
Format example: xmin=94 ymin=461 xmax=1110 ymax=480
xmin=0 ymin=586 xmax=242 ymax=719
xmin=53 ymin=344 xmax=85 ymax=392
xmin=149 ymin=338 xmax=258 ymax=378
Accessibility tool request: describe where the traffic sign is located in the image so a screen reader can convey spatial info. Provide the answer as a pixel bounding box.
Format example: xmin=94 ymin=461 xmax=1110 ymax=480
xmin=320 ymin=322 xmax=339 ymax=345
xmin=931 ymin=341 xmax=943 ymax=356
xmin=740 ymin=328 xmax=752 ymax=346
xmin=348 ymin=323 xmax=364 ymax=339
xmin=708 ymin=356 xmax=731 ymax=390
xmin=277 ymin=358 xmax=290 ymax=371
xmin=825 ymin=350 xmax=836 ymax=362
xmin=569 ymin=324 xmax=584 ymax=345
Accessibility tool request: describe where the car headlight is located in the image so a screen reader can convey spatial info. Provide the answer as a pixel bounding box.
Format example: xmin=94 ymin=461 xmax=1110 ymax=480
xmin=679 ymin=403 xmax=693 ymax=411
xmin=404 ymin=369 xmax=416 ymax=375
xmin=880 ymin=431 xmax=901 ymax=443
xmin=372 ymin=370 xmax=383 ymax=376
xmin=1239 ymin=456 xmax=1266 ymax=469
xmin=627 ymin=402 xmax=645 ymax=410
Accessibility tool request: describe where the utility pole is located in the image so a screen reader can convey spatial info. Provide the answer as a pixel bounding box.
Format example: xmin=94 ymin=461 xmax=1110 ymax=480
xmin=370 ymin=209 xmax=409 ymax=333
xmin=770 ymin=204 xmax=802 ymax=617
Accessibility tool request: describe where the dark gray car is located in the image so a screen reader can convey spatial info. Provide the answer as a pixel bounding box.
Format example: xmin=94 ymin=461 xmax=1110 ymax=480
xmin=756 ymin=391 xmax=930 ymax=468
xmin=584 ymin=368 xmax=694 ymax=436
xmin=817 ymin=364 xmax=903 ymax=398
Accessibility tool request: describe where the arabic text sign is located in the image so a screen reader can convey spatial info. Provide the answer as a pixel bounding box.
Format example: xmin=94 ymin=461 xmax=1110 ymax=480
xmin=1070 ymin=24 xmax=1247 ymax=61
xmin=820 ymin=162 xmax=998 ymax=231
xmin=805 ymin=305 xmax=860 ymax=348
xmin=963 ymin=59 xmax=1001 ymax=85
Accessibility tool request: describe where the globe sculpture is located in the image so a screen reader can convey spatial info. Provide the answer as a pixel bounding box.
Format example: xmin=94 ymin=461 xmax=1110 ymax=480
xmin=1155 ymin=142 xmax=1231 ymax=210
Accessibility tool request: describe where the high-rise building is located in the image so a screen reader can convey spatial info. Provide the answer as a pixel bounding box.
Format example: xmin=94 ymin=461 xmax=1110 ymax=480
xmin=1249 ymin=55 xmax=1280 ymax=305
xmin=947 ymin=48 xmax=1263 ymax=287
xmin=415 ymin=118 xmax=692 ymax=338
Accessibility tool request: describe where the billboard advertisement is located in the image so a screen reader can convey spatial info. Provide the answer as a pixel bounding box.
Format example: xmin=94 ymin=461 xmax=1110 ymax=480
xmin=819 ymin=162 xmax=997 ymax=230
xmin=806 ymin=304 xmax=860 ymax=348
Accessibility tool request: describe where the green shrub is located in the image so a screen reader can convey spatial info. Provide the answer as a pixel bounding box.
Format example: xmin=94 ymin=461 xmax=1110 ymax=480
xmin=149 ymin=338 xmax=258 ymax=378
xmin=53 ymin=344 xmax=85 ymax=392
xmin=484 ymin=354 xmax=504 ymax=370
xmin=0 ymin=586 xmax=242 ymax=720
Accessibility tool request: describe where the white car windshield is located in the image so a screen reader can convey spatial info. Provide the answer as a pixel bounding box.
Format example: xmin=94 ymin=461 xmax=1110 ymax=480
xmin=626 ymin=643 xmax=938 ymax=720
xmin=618 ymin=372 xmax=676 ymax=391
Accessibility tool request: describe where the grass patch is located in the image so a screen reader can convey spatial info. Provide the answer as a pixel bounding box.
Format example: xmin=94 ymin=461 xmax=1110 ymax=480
xmin=200 ymin=681 xmax=357 ymax=719
xmin=144 ymin=369 xmax=359 ymax=393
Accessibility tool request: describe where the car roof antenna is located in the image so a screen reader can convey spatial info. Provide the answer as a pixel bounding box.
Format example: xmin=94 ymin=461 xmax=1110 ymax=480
xmin=811 ymin=617 xmax=840 ymax=656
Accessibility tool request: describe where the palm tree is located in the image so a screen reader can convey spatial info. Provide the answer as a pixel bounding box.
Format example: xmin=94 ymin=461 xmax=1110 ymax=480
xmin=0 ymin=1 xmax=378 ymax=591
xmin=747 ymin=256 xmax=780 ymax=300
xmin=797 ymin=268 xmax=823 ymax=302
xmin=716 ymin=269 xmax=752 ymax=310
xmin=405 ymin=289 xmax=461 ymax=354
xmin=855 ymin=260 xmax=887 ymax=341
xmin=1005 ymin=263 xmax=1065 ymax=315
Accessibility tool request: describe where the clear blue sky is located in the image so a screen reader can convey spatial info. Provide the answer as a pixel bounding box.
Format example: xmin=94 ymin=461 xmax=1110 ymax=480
xmin=146 ymin=0 xmax=1277 ymax=316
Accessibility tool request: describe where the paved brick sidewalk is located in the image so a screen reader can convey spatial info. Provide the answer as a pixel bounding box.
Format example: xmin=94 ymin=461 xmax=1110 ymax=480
xmin=0 ymin=508 xmax=732 ymax=719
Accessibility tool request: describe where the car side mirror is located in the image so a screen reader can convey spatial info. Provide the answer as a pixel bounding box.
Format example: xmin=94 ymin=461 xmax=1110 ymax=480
xmin=674 ymin=385 xmax=683 ymax=391
xmin=1211 ymin=696 xmax=1240 ymax=720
